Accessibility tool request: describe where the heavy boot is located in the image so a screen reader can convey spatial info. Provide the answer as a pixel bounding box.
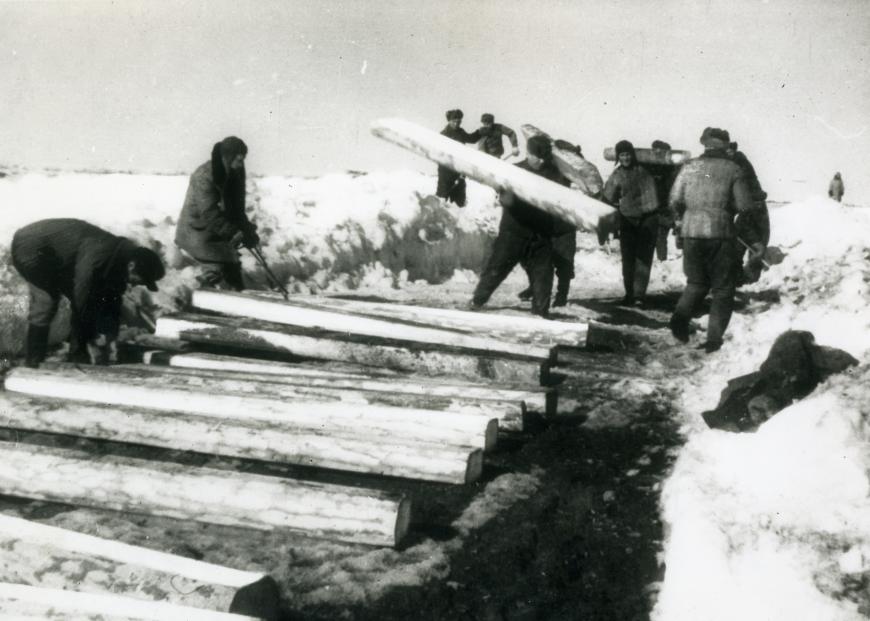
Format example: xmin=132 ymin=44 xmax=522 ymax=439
xmin=553 ymin=279 xmax=570 ymax=307
xmin=24 ymin=324 xmax=50 ymax=368
xmin=517 ymin=287 xmax=533 ymax=301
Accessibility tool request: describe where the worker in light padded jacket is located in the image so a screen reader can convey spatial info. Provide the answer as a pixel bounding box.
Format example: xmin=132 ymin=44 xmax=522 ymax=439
xmin=667 ymin=127 xmax=755 ymax=353
xmin=175 ymin=136 xmax=259 ymax=290
xmin=602 ymin=140 xmax=660 ymax=306
xmin=11 ymin=219 xmax=165 ymax=367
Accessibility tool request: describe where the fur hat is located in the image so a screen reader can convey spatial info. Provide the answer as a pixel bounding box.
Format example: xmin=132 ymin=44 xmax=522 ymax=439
xmin=480 ymin=113 xmax=495 ymax=124
xmin=700 ymin=127 xmax=730 ymax=149
xmin=651 ymin=140 xmax=671 ymax=151
xmin=446 ymin=109 xmax=464 ymax=121
xmin=526 ymin=135 xmax=552 ymax=159
xmin=614 ymin=139 xmax=636 ymax=164
xmin=129 ymin=247 xmax=165 ymax=292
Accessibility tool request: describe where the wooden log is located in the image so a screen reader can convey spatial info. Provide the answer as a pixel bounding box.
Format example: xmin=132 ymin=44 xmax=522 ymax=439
xmin=155 ymin=313 xmax=551 ymax=386
xmin=0 ymin=582 xmax=261 ymax=621
xmin=603 ymin=146 xmax=691 ymax=166
xmin=144 ymin=351 xmax=556 ymax=416
xmin=0 ymin=440 xmax=411 ymax=547
xmin=4 ymin=367 xmax=497 ymax=452
xmin=0 ymin=514 xmax=281 ymax=618
xmin=370 ymin=117 xmax=614 ymax=232
xmin=0 ymin=392 xmax=483 ymax=484
xmin=520 ymin=124 xmax=604 ymax=196
xmin=191 ymin=289 xmax=554 ymax=362
xmin=250 ymin=292 xmax=588 ymax=348
xmin=64 ymin=362 xmax=525 ymax=431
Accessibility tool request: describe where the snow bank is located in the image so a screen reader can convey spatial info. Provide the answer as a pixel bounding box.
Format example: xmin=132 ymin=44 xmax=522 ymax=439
xmin=655 ymin=196 xmax=870 ymax=620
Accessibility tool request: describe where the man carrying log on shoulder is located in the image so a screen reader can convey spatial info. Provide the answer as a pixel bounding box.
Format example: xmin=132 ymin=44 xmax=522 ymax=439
xmin=11 ymin=219 xmax=165 ymax=367
xmin=476 ymin=113 xmax=520 ymax=160
xmin=726 ymin=139 xmax=771 ymax=286
xmin=469 ymin=135 xmax=570 ymax=318
xmin=667 ymin=127 xmax=755 ymax=353
xmin=175 ymin=136 xmax=260 ymax=291
xmin=435 ymin=109 xmax=481 ymax=207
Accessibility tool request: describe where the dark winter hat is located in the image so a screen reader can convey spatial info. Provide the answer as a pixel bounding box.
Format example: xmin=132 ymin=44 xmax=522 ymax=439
xmin=700 ymin=127 xmax=730 ymax=149
xmin=446 ymin=109 xmax=464 ymax=121
xmin=218 ymin=136 xmax=248 ymax=160
xmin=481 ymin=113 xmax=495 ymax=124
xmin=651 ymin=140 xmax=672 ymax=150
xmin=614 ymin=139 xmax=636 ymax=160
xmin=129 ymin=247 xmax=165 ymax=292
xmin=526 ymin=134 xmax=552 ymax=159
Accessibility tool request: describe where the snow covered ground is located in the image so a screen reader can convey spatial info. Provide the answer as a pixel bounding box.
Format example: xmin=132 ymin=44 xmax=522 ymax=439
xmin=0 ymin=165 xmax=868 ymax=618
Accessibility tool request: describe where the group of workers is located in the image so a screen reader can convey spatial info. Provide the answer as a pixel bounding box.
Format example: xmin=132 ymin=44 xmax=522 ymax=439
xmin=437 ymin=109 xmax=772 ymax=353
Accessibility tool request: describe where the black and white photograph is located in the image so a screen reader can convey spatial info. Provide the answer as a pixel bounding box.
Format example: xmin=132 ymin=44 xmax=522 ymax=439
xmin=0 ymin=1 xmax=868 ymax=619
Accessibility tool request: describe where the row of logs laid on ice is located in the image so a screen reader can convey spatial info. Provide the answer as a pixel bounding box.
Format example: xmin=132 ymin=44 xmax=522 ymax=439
xmin=142 ymin=350 xmax=557 ymax=416
xmin=1 ymin=370 xmax=486 ymax=484
xmin=0 ymin=514 xmax=280 ymax=619
xmin=154 ymin=311 xmax=554 ymax=385
xmin=0 ymin=440 xmax=410 ymax=548
xmin=246 ymin=291 xmax=589 ymax=348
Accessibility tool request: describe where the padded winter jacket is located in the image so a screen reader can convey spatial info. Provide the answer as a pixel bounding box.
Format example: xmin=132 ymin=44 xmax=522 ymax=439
xmin=477 ymin=123 xmax=518 ymax=157
xmin=668 ymin=151 xmax=754 ymax=239
xmin=602 ymin=165 xmax=659 ymax=221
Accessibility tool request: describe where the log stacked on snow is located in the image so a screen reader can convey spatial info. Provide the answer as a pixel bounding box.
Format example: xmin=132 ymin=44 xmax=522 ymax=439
xmin=154 ymin=312 xmax=552 ymax=385
xmin=65 ymin=362 xmax=525 ymax=431
xmin=144 ymin=351 xmax=557 ymax=416
xmin=0 ymin=514 xmax=279 ymax=618
xmin=4 ymin=366 xmax=496 ymax=451
xmin=249 ymin=292 xmax=589 ymax=348
xmin=370 ymin=117 xmax=614 ymax=231
xmin=0 ymin=392 xmax=483 ymax=484
xmin=0 ymin=441 xmax=410 ymax=547
xmin=0 ymin=582 xmax=262 ymax=621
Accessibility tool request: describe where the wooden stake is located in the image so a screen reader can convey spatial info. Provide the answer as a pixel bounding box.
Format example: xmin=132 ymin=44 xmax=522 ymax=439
xmin=0 ymin=441 xmax=411 ymax=547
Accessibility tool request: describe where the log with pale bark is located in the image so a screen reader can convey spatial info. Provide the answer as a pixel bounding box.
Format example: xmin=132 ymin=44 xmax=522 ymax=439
xmin=191 ymin=289 xmax=555 ymax=362
xmin=154 ymin=313 xmax=552 ymax=385
xmin=249 ymin=292 xmax=589 ymax=348
xmin=0 ymin=392 xmax=483 ymax=484
xmin=370 ymin=117 xmax=615 ymax=231
xmin=0 ymin=582 xmax=262 ymax=621
xmin=57 ymin=362 xmax=525 ymax=431
xmin=0 ymin=514 xmax=280 ymax=618
xmin=0 ymin=441 xmax=411 ymax=547
xmin=144 ymin=351 xmax=556 ymax=416
xmin=3 ymin=367 xmax=497 ymax=451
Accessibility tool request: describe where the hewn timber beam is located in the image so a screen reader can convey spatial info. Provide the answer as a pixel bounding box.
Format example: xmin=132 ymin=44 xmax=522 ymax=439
xmin=0 ymin=514 xmax=280 ymax=619
xmin=191 ymin=289 xmax=555 ymax=362
xmin=154 ymin=313 xmax=552 ymax=386
xmin=0 ymin=582 xmax=262 ymax=621
xmin=53 ymin=362 xmax=524 ymax=432
xmin=4 ymin=367 xmax=497 ymax=452
xmin=0 ymin=392 xmax=483 ymax=484
xmin=0 ymin=441 xmax=410 ymax=547
xmin=370 ymin=117 xmax=614 ymax=231
xmin=144 ymin=351 xmax=557 ymax=416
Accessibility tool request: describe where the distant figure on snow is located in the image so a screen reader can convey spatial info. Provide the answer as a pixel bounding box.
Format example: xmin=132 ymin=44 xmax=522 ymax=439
xmin=667 ymin=127 xmax=755 ymax=353
xmin=828 ymin=172 xmax=844 ymax=202
xmin=435 ymin=109 xmax=481 ymax=207
xmin=175 ymin=136 xmax=260 ymax=290
xmin=11 ymin=219 xmax=165 ymax=367
xmin=469 ymin=135 xmax=570 ymax=318
xmin=602 ymin=139 xmax=660 ymax=307
xmin=476 ymin=113 xmax=519 ymax=159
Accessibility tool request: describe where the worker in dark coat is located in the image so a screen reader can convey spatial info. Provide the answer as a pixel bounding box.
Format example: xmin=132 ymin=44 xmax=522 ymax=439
xmin=470 ymin=135 xmax=570 ymax=318
xmin=175 ymin=136 xmax=259 ymax=290
xmin=667 ymin=128 xmax=755 ymax=353
xmin=435 ymin=109 xmax=481 ymax=207
xmin=476 ymin=113 xmax=520 ymax=159
xmin=726 ymin=140 xmax=770 ymax=285
xmin=828 ymin=172 xmax=844 ymax=202
xmin=602 ymin=140 xmax=660 ymax=306
xmin=644 ymin=140 xmax=681 ymax=261
xmin=11 ymin=219 xmax=165 ymax=367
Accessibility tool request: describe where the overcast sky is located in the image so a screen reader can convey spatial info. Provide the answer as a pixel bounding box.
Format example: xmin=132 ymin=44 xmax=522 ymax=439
xmin=1 ymin=0 xmax=868 ymax=201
